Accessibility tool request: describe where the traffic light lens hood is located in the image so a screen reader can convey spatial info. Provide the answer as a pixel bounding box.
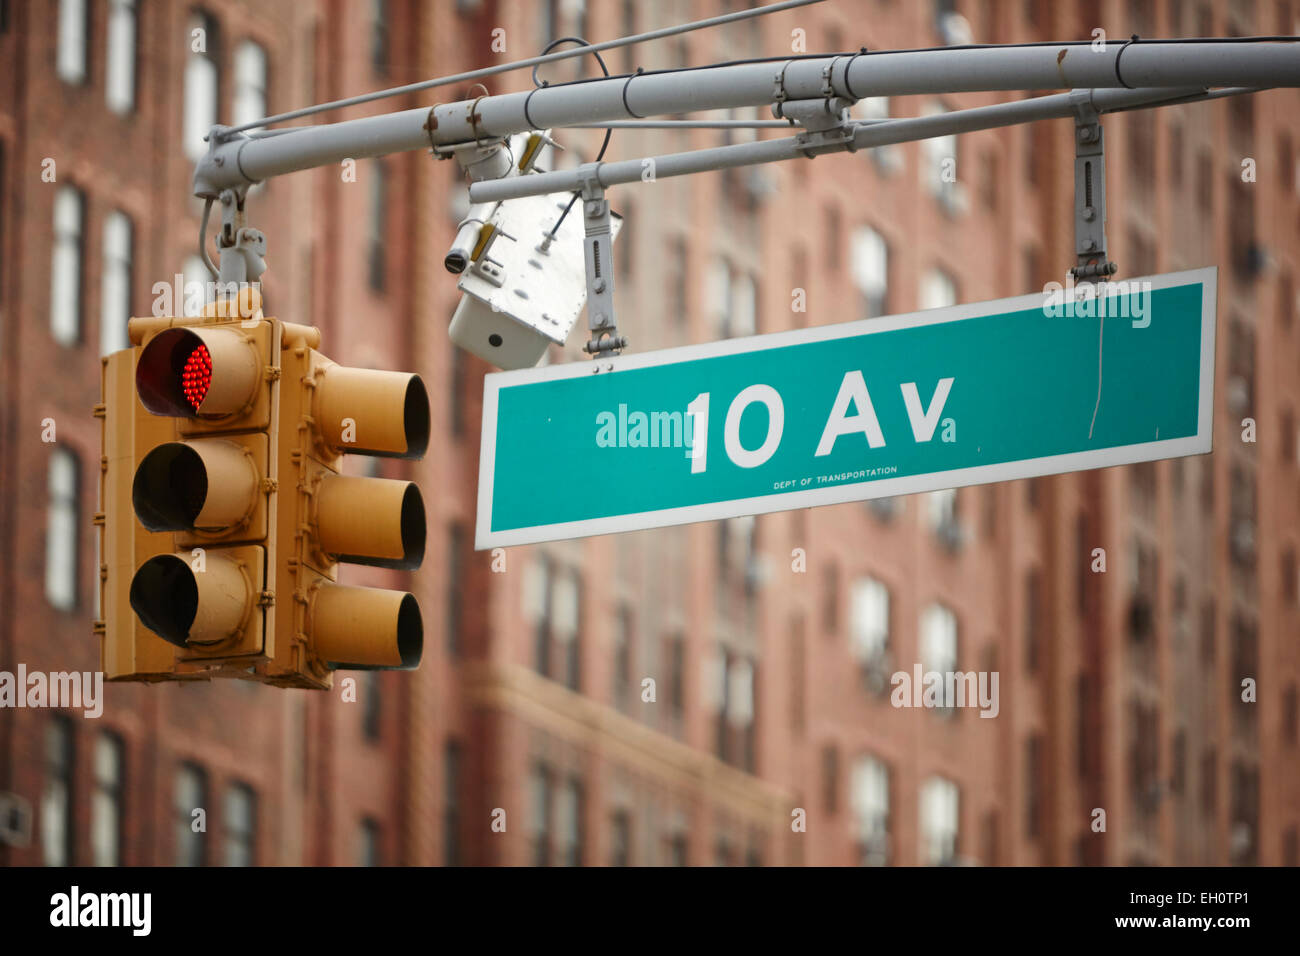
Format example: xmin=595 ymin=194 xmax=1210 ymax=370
xmin=136 ymin=327 xmax=259 ymax=419
xmin=129 ymin=554 xmax=198 ymax=648
xmin=132 ymin=443 xmax=207 ymax=532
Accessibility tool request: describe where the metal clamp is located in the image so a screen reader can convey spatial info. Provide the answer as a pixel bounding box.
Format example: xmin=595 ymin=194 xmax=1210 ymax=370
xmin=575 ymin=166 xmax=626 ymax=358
xmin=216 ymin=189 xmax=267 ymax=288
xmin=772 ymin=59 xmax=794 ymax=105
xmin=1068 ymin=90 xmax=1118 ymax=282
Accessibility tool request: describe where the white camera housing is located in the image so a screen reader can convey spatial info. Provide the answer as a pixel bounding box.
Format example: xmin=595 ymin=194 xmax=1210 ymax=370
xmin=449 ymin=191 xmax=621 ymax=370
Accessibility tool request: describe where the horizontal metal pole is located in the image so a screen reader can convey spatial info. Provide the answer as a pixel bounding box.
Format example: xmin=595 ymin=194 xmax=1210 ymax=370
xmin=196 ymin=40 xmax=1300 ymax=197
xmin=467 ymin=86 xmax=1225 ymax=204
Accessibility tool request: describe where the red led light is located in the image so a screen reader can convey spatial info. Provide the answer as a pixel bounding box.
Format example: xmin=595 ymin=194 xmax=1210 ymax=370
xmin=181 ymin=344 xmax=213 ymax=413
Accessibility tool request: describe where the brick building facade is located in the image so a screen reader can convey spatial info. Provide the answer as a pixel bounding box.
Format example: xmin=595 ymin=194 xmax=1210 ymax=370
xmin=1 ymin=0 xmax=1297 ymax=867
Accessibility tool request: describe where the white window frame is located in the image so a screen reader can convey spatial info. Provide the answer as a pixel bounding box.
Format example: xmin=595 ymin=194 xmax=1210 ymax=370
xmin=851 ymin=755 xmax=890 ymax=864
xmin=919 ymin=776 xmax=960 ymax=865
xmin=850 ymin=577 xmax=890 ymax=663
xmin=920 ymin=603 xmax=958 ymax=677
xmin=91 ymin=733 xmax=124 ymax=866
xmin=851 ymin=225 xmax=889 ymax=319
xmin=183 ymin=14 xmax=219 ymax=161
xmin=45 ymin=448 xmax=79 ymax=610
xmin=50 ymin=186 xmax=84 ymax=346
xmin=919 ymin=266 xmax=958 ymax=311
xmin=100 ymin=211 xmax=132 ymax=355
xmin=56 ymin=0 xmax=88 ymax=85
xmin=105 ymin=0 xmax=138 ymax=114
xmin=232 ymin=40 xmax=268 ymax=131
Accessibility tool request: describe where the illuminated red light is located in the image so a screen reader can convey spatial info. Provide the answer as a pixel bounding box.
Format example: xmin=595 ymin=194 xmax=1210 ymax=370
xmin=181 ymin=344 xmax=213 ymax=412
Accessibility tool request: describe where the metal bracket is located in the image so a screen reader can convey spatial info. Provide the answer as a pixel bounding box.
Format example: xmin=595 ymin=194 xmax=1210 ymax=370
xmin=575 ymin=165 xmax=625 ymax=358
xmin=1069 ymin=90 xmax=1118 ymax=282
xmin=216 ymin=188 xmax=267 ymax=289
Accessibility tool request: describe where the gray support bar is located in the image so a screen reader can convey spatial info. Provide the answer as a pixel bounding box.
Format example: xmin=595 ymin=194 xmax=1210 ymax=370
xmin=467 ymin=86 xmax=1214 ymax=204
xmin=195 ymin=41 xmax=1300 ymax=197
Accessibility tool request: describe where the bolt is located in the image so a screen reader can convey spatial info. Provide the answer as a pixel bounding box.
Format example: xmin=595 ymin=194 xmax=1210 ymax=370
xmin=1083 ymin=207 xmax=1096 ymax=222
xmin=593 ymin=278 xmax=606 ymax=293
xmin=1083 ymin=239 xmax=1096 ymax=251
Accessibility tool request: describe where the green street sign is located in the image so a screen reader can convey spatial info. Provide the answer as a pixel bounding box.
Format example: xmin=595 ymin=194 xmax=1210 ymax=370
xmin=476 ymin=267 xmax=1216 ymax=548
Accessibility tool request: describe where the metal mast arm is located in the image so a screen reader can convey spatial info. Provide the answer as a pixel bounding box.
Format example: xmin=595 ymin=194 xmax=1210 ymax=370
xmin=194 ymin=40 xmax=1300 ymax=198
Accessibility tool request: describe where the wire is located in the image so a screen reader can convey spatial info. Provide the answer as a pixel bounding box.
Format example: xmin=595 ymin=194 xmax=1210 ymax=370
xmin=536 ymin=37 xmax=612 ymax=242
xmin=220 ymin=0 xmax=825 ymax=135
xmin=198 ymin=198 xmax=218 ymax=279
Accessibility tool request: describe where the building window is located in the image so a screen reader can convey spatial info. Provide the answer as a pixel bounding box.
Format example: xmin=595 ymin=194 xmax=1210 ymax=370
xmin=1025 ymin=567 xmax=1042 ymax=673
xmin=45 ymin=448 xmax=80 ymax=611
xmin=851 ymin=755 xmax=890 ymax=865
xmin=105 ymin=0 xmax=137 ymax=113
xmin=919 ymin=776 xmax=960 ymax=865
xmin=183 ymin=13 xmax=219 ymax=161
xmin=91 ymin=732 xmax=124 ymax=866
xmin=368 ymin=165 xmax=388 ymax=291
xmin=223 ymin=783 xmax=256 ymax=866
xmin=449 ymin=346 xmax=466 ymax=437
xmin=926 ymin=489 xmax=961 ymax=551
xmin=181 ymin=254 xmax=209 ymax=317
xmin=823 ymin=562 xmax=840 ymax=634
xmin=920 ymin=604 xmax=958 ymax=702
xmin=919 ymin=266 xmax=958 ymax=310
xmin=849 ymin=577 xmax=890 ymax=667
xmin=612 ymin=604 xmax=633 ymax=709
xmin=824 ymin=204 xmax=842 ymax=273
xmin=446 ymin=523 xmax=464 ymax=656
xmin=670 ymin=237 xmax=688 ymax=332
xmin=667 ymin=631 xmax=684 ymax=721
xmin=789 ymin=616 xmax=806 ymax=734
xmin=727 ymin=656 xmax=756 ymax=770
xmin=1285 ymin=683 xmax=1299 ymax=747
xmin=921 ymin=102 xmax=960 ymax=210
xmin=610 ymin=808 xmax=631 ymax=866
xmin=529 ymin=762 xmax=552 ymax=866
xmin=370 ymin=0 xmax=389 ymax=73
xmin=444 ymin=741 xmax=462 ymax=865
xmin=100 ymin=211 xmax=132 ymax=355
xmin=56 ymin=0 xmax=87 ymax=84
xmin=528 ymin=558 xmax=581 ymax=688
xmin=358 ymin=817 xmax=380 ymax=866
xmin=1025 ymin=734 xmax=1043 ymax=839
xmin=1201 ymin=748 xmax=1217 ymax=815
xmin=556 ymin=570 xmax=580 ymax=690
xmin=557 ymin=777 xmax=583 ymax=866
xmin=361 ymin=670 xmax=381 ymax=740
xmin=821 ymin=743 xmax=839 ymax=814
xmin=858 ymin=96 xmax=900 ymax=171
xmin=232 ymin=40 xmax=268 ymax=130
xmin=50 ymin=185 xmax=84 ymax=346
xmin=174 ymin=763 xmax=207 ymax=866
xmin=851 ymin=225 xmax=889 ymax=319
xmin=41 ymin=715 xmax=75 ymax=866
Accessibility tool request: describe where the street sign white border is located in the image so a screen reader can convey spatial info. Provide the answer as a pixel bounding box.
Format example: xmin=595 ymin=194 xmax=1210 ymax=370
xmin=476 ymin=267 xmax=1217 ymax=549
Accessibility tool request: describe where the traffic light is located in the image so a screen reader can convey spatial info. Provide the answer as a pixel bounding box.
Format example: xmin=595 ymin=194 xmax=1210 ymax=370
xmin=96 ymin=292 xmax=428 ymax=688
xmin=262 ymin=339 xmax=428 ymax=688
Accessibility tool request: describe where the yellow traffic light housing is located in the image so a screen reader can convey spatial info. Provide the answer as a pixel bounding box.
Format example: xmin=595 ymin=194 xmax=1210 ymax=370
xmin=261 ymin=335 xmax=428 ymax=689
xmin=96 ymin=290 xmax=429 ymax=688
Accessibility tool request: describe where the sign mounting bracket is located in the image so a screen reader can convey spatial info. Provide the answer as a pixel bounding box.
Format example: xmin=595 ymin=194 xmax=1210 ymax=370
xmin=576 ymin=165 xmax=626 ymax=358
xmin=1069 ymin=90 xmax=1118 ymax=283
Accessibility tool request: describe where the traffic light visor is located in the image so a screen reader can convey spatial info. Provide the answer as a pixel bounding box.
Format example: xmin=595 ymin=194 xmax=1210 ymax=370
xmin=136 ymin=327 xmax=260 ymax=419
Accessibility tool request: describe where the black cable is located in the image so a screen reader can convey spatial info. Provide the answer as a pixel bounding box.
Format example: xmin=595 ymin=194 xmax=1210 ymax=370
xmin=534 ymin=36 xmax=612 ymax=241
